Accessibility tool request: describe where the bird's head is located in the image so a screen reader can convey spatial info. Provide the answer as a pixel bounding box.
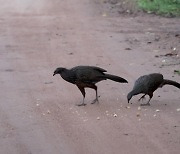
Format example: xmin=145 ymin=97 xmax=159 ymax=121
xmin=127 ymin=92 xmax=133 ymax=104
xmin=53 ymin=67 xmax=66 ymax=76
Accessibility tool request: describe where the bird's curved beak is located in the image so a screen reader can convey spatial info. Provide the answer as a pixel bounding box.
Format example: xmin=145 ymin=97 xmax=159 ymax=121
xmin=53 ymin=73 xmax=55 ymax=76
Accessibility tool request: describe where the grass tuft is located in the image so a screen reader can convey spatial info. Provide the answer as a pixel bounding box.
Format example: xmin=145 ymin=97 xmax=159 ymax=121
xmin=138 ymin=0 xmax=180 ymax=17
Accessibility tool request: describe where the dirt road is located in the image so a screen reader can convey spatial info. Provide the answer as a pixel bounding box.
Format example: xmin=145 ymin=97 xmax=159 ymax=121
xmin=0 ymin=0 xmax=180 ymax=153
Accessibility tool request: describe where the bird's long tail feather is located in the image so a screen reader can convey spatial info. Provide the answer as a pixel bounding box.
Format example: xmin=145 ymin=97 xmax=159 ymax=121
xmin=104 ymin=74 xmax=128 ymax=83
xmin=162 ymin=79 xmax=180 ymax=89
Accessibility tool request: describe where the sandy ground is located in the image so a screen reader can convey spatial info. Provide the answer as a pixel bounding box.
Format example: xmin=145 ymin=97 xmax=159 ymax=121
xmin=0 ymin=0 xmax=180 ymax=154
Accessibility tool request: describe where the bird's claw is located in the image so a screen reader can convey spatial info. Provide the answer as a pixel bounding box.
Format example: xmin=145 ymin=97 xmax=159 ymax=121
xmin=91 ymin=96 xmax=100 ymax=104
xmin=140 ymin=103 xmax=150 ymax=106
xmin=91 ymin=99 xmax=99 ymax=104
xmin=77 ymin=103 xmax=87 ymax=106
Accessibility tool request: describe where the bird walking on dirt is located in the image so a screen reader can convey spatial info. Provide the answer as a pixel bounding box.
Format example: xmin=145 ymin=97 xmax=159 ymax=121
xmin=127 ymin=73 xmax=180 ymax=106
xmin=53 ymin=66 xmax=128 ymax=106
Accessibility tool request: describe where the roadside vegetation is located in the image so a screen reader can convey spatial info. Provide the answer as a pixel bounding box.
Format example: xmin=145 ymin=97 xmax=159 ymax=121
xmin=137 ymin=0 xmax=180 ymax=17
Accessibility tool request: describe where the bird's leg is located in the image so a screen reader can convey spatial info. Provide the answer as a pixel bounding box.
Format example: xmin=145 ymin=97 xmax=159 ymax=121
xmin=90 ymin=85 xmax=99 ymax=104
xmin=146 ymin=94 xmax=153 ymax=106
xmin=139 ymin=94 xmax=148 ymax=106
xmin=138 ymin=94 xmax=146 ymax=102
xmin=77 ymin=97 xmax=87 ymax=106
xmin=77 ymin=85 xmax=86 ymax=106
xmin=140 ymin=94 xmax=152 ymax=106
xmin=91 ymin=89 xmax=99 ymax=104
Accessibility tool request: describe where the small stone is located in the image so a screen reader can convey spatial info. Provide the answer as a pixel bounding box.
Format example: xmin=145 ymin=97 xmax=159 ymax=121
xmin=44 ymin=81 xmax=53 ymax=84
xmin=153 ymin=114 xmax=157 ymax=117
xmin=129 ymin=63 xmax=134 ymax=66
xmin=125 ymin=47 xmax=131 ymax=50
xmin=97 ymin=117 xmax=100 ymax=120
xmin=138 ymin=106 xmax=141 ymax=110
xmin=153 ymin=50 xmax=159 ymax=52
xmin=176 ymin=108 xmax=180 ymax=112
xmin=136 ymin=113 xmax=140 ymax=117
xmin=113 ymin=113 xmax=117 ymax=117
xmin=102 ymin=13 xmax=107 ymax=17
xmin=47 ymin=110 xmax=51 ymax=114
xmin=156 ymin=109 xmax=160 ymax=112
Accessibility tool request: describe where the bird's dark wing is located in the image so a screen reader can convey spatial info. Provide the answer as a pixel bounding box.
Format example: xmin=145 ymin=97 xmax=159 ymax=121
xmin=146 ymin=74 xmax=163 ymax=92
xmin=71 ymin=66 xmax=106 ymax=83
xmin=134 ymin=73 xmax=163 ymax=94
xmin=71 ymin=66 xmax=107 ymax=73
xmin=90 ymin=66 xmax=107 ymax=73
xmin=132 ymin=75 xmax=148 ymax=94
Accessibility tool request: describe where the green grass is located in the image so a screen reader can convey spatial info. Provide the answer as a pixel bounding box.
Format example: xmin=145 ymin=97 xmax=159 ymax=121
xmin=174 ymin=70 xmax=180 ymax=75
xmin=138 ymin=0 xmax=180 ymax=17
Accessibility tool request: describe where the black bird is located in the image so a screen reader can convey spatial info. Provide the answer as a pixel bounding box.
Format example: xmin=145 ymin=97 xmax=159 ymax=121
xmin=127 ymin=73 xmax=180 ymax=106
xmin=53 ymin=66 xmax=128 ymax=106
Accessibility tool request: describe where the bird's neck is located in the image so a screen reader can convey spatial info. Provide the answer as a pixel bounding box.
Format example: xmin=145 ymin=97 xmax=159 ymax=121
xmin=129 ymin=89 xmax=140 ymax=97
xmin=60 ymin=68 xmax=68 ymax=78
xmin=60 ymin=69 xmax=75 ymax=83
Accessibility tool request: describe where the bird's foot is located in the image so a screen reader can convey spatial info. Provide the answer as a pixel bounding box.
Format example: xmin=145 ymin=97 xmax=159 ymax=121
xmin=91 ymin=99 xmax=99 ymax=104
xmin=140 ymin=102 xmax=150 ymax=106
xmin=76 ymin=103 xmax=87 ymax=106
xmin=91 ymin=96 xmax=100 ymax=104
